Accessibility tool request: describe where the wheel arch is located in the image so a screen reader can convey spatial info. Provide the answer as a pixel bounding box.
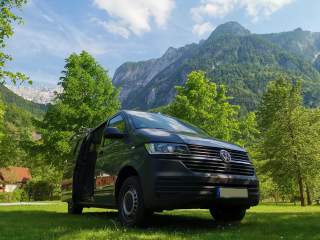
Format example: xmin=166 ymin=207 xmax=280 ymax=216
xmin=115 ymin=165 xmax=140 ymax=204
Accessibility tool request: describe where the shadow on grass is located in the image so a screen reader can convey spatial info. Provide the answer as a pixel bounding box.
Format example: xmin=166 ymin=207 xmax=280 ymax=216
xmin=86 ymin=211 xmax=220 ymax=229
xmin=1 ymin=209 xmax=320 ymax=239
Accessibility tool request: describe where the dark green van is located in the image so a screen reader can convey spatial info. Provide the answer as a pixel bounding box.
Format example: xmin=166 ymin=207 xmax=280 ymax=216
xmin=62 ymin=110 xmax=259 ymax=226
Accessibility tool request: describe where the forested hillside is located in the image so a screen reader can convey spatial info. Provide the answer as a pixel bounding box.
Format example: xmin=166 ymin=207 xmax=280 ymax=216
xmin=113 ymin=22 xmax=320 ymax=112
xmin=0 ymin=84 xmax=47 ymax=168
xmin=0 ymin=85 xmax=47 ymax=118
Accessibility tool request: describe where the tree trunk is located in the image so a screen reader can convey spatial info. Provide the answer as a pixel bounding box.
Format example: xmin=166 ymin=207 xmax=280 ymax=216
xmin=298 ymin=175 xmax=306 ymax=206
xmin=306 ymin=183 xmax=312 ymax=205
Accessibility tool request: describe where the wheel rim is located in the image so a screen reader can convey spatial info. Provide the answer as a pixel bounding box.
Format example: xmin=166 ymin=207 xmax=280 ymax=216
xmin=122 ymin=187 xmax=138 ymax=219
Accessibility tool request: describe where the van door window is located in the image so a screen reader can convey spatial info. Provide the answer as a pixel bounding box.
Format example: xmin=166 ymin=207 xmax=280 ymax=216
xmin=108 ymin=115 xmax=126 ymax=133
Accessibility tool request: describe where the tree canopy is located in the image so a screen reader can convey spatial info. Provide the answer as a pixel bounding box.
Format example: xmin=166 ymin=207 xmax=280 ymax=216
xmin=39 ymin=51 xmax=120 ymax=169
xmin=164 ymin=71 xmax=240 ymax=142
xmin=257 ymin=75 xmax=320 ymax=206
xmin=164 ymin=71 xmax=257 ymax=146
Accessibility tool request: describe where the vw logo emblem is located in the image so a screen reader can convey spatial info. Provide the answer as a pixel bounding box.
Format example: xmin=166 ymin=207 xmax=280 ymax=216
xmin=220 ymin=149 xmax=231 ymax=163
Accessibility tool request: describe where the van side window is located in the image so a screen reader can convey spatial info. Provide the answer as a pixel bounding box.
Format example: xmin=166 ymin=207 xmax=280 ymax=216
xmin=108 ymin=115 xmax=126 ymax=133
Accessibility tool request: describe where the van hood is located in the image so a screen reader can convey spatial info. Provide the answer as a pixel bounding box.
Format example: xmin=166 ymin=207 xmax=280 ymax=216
xmin=133 ymin=128 xmax=245 ymax=152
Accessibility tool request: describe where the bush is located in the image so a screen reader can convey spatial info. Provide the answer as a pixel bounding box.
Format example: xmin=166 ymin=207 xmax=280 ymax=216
xmin=0 ymin=192 xmax=12 ymax=202
xmin=0 ymin=188 xmax=28 ymax=202
xmin=12 ymin=188 xmax=28 ymax=201
xmin=25 ymin=180 xmax=54 ymax=201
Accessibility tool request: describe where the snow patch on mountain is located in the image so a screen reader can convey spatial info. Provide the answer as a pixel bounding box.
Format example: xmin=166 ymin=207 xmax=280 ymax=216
xmin=5 ymin=85 xmax=61 ymax=104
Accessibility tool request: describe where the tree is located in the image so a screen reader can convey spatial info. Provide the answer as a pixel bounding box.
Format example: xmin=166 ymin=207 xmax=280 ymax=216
xmin=0 ymin=97 xmax=5 ymax=144
xmin=237 ymin=112 xmax=260 ymax=149
xmin=165 ymin=71 xmax=240 ymax=142
xmin=39 ymin=51 xmax=120 ymax=169
xmin=257 ymin=75 xmax=320 ymax=206
xmin=0 ymin=103 xmax=35 ymax=167
xmin=301 ymin=108 xmax=320 ymax=204
xmin=0 ymin=0 xmax=29 ymax=84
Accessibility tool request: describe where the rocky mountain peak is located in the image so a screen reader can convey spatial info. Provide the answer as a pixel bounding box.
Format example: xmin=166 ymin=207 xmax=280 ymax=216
xmin=163 ymin=47 xmax=178 ymax=57
xmin=112 ymin=22 xmax=320 ymax=111
xmin=208 ymin=21 xmax=250 ymax=40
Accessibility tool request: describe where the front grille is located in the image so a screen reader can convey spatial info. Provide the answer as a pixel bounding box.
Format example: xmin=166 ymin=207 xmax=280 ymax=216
xmin=155 ymin=177 xmax=259 ymax=195
xmin=179 ymin=144 xmax=255 ymax=176
xmin=187 ymin=144 xmax=250 ymax=162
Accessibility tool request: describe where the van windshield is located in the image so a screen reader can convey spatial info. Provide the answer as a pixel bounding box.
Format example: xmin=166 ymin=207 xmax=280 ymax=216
xmin=127 ymin=111 xmax=206 ymax=135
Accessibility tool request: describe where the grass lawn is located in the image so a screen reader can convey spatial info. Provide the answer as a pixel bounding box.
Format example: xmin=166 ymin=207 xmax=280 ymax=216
xmin=0 ymin=202 xmax=319 ymax=240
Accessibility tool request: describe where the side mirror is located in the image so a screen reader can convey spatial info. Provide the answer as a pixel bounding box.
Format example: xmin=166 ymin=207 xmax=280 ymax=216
xmin=104 ymin=127 xmax=125 ymax=139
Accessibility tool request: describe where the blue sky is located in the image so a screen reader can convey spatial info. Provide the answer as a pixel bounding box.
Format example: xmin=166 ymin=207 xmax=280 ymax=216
xmin=5 ymin=0 xmax=320 ymax=87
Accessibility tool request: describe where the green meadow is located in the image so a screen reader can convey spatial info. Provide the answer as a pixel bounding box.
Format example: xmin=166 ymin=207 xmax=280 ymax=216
xmin=0 ymin=203 xmax=319 ymax=240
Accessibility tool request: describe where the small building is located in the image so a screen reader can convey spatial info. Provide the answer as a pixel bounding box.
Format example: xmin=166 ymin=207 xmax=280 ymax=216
xmin=0 ymin=167 xmax=32 ymax=192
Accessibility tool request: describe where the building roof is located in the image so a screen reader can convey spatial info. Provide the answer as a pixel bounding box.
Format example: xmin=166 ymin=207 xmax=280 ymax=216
xmin=0 ymin=167 xmax=32 ymax=184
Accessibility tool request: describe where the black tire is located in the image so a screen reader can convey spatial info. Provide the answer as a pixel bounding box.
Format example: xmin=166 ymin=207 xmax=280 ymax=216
xmin=210 ymin=207 xmax=246 ymax=223
xmin=118 ymin=176 xmax=148 ymax=227
xmin=68 ymin=200 xmax=83 ymax=215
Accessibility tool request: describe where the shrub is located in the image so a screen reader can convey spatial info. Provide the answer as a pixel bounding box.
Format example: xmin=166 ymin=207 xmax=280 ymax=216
xmin=25 ymin=180 xmax=54 ymax=201
xmin=12 ymin=188 xmax=28 ymax=202
xmin=0 ymin=192 xmax=12 ymax=202
xmin=0 ymin=188 xmax=28 ymax=202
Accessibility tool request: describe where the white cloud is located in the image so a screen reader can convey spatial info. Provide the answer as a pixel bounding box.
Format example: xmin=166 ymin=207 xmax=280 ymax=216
xmin=93 ymin=0 xmax=175 ymax=37
xmin=7 ymin=3 xmax=110 ymax=59
xmin=192 ymin=0 xmax=294 ymax=20
xmin=192 ymin=22 xmax=215 ymax=36
xmin=242 ymin=0 xmax=294 ymax=20
xmin=102 ymin=21 xmax=131 ymax=39
xmin=91 ymin=17 xmax=130 ymax=39
xmin=191 ymin=0 xmax=294 ymax=36
xmin=9 ymin=23 xmax=108 ymax=58
xmin=41 ymin=13 xmax=55 ymax=23
xmin=191 ymin=0 xmax=236 ymax=22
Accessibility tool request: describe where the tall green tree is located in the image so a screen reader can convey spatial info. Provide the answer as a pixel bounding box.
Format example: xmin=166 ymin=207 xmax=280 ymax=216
xmin=0 ymin=0 xmax=29 ymax=84
xmin=301 ymin=108 xmax=320 ymax=204
xmin=165 ymin=71 xmax=240 ymax=142
xmin=39 ymin=51 xmax=120 ymax=169
xmin=0 ymin=97 xmax=5 ymax=144
xmin=237 ymin=112 xmax=260 ymax=149
xmin=257 ymin=75 xmax=320 ymax=206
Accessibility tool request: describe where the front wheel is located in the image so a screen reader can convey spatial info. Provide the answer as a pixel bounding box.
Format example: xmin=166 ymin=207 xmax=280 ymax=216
xmin=210 ymin=207 xmax=246 ymax=223
xmin=118 ymin=176 xmax=148 ymax=227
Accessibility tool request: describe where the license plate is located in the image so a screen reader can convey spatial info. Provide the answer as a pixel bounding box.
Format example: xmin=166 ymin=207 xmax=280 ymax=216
xmin=216 ymin=187 xmax=248 ymax=198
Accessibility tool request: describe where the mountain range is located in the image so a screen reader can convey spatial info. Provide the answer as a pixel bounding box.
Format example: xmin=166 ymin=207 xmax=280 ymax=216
xmin=113 ymin=22 xmax=320 ymax=112
xmin=5 ymin=85 xmax=59 ymax=105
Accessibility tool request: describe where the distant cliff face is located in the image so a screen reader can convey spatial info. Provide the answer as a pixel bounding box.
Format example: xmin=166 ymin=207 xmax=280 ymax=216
xmin=113 ymin=47 xmax=183 ymax=101
xmin=112 ymin=22 xmax=320 ymax=111
xmin=112 ymin=43 xmax=197 ymax=105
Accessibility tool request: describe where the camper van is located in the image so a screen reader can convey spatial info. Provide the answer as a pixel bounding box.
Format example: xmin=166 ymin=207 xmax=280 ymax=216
xmin=62 ymin=110 xmax=259 ymax=226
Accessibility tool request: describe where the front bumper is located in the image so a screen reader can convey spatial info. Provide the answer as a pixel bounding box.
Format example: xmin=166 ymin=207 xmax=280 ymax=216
xmin=141 ymin=156 xmax=259 ymax=210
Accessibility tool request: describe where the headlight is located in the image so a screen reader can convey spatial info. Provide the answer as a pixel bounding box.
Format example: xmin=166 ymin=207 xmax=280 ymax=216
xmin=145 ymin=143 xmax=189 ymax=155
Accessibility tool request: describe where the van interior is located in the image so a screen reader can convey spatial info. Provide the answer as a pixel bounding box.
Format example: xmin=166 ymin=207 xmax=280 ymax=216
xmin=73 ymin=124 xmax=105 ymax=201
